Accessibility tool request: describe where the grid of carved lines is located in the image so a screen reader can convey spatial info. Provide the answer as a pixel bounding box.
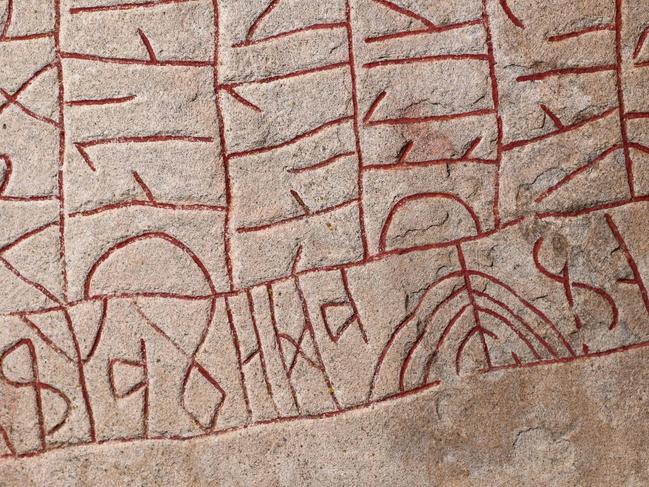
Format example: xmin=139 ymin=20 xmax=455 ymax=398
xmin=1 ymin=0 xmax=649 ymax=458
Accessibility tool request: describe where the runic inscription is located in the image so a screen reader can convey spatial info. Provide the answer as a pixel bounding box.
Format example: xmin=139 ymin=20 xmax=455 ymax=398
xmin=1 ymin=0 xmax=649 ymax=459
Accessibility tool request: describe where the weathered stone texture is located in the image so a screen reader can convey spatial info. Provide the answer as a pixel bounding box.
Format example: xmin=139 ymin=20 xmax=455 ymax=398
xmin=1 ymin=0 xmax=648 ymax=484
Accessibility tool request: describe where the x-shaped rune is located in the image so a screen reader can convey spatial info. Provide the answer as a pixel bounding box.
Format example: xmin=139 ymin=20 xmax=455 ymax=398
xmin=0 ymin=62 xmax=59 ymax=127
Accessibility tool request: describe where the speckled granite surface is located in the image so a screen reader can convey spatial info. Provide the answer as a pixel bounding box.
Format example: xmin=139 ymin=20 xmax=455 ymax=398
xmin=1 ymin=0 xmax=649 ymax=485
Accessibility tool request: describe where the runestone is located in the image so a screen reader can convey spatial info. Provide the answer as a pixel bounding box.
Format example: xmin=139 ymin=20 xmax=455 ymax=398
xmin=1 ymin=0 xmax=649 ymax=485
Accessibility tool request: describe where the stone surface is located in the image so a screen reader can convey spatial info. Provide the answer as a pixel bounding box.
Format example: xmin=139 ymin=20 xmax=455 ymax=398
xmin=5 ymin=346 xmax=649 ymax=486
xmin=0 ymin=0 xmax=648 ymax=485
